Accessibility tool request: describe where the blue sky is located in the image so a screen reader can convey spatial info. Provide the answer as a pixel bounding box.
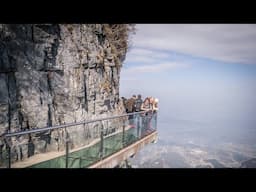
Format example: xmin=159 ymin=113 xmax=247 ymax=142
xmin=120 ymin=24 xmax=256 ymax=128
xmin=121 ymin=24 xmax=256 ymax=95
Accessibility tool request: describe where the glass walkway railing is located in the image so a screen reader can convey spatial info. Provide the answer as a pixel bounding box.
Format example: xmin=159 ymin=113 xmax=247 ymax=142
xmin=0 ymin=110 xmax=157 ymax=168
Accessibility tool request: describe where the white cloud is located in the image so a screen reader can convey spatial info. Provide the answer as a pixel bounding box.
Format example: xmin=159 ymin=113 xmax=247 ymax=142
xmin=124 ymin=47 xmax=170 ymax=64
xmin=132 ymin=24 xmax=256 ymax=64
xmin=129 ymin=48 xmax=170 ymax=59
xmin=125 ymin=55 xmax=156 ymax=63
xmin=122 ymin=62 xmax=189 ymax=74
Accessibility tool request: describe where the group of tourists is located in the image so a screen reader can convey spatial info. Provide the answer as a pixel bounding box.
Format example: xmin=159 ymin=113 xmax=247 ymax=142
xmin=121 ymin=95 xmax=159 ymax=137
xmin=121 ymin=95 xmax=158 ymax=114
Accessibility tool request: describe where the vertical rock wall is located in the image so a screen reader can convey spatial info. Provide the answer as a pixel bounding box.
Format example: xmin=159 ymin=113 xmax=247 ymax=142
xmin=0 ymin=24 xmax=130 ymax=165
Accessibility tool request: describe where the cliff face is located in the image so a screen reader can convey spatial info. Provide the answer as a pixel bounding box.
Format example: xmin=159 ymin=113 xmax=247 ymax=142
xmin=0 ymin=24 xmax=131 ymax=164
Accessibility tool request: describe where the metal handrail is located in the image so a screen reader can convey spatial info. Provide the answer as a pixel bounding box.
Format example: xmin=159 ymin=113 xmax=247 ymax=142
xmin=4 ymin=110 xmax=153 ymax=138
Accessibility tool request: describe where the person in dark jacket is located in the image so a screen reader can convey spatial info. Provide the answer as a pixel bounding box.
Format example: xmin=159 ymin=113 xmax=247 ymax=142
xmin=135 ymin=94 xmax=143 ymax=112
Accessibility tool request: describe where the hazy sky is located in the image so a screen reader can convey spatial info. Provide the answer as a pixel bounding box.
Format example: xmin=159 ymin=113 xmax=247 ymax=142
xmin=120 ymin=25 xmax=256 ymax=168
xmin=120 ymin=24 xmax=256 ymax=131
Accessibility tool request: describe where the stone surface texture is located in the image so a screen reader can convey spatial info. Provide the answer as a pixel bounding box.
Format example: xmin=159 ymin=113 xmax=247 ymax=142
xmin=0 ymin=24 xmax=132 ymax=165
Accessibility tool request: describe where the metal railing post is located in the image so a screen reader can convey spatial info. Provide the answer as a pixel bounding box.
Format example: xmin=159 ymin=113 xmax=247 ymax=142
xmin=7 ymin=143 xmax=11 ymax=168
xmin=99 ymin=121 xmax=104 ymax=160
xmin=5 ymin=131 xmax=11 ymax=168
xmin=122 ymin=119 xmax=125 ymax=147
xmin=155 ymin=112 xmax=158 ymax=130
xmin=65 ymin=132 xmax=69 ymax=168
xmin=106 ymin=120 xmax=109 ymax=135
xmin=136 ymin=114 xmax=140 ymax=138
